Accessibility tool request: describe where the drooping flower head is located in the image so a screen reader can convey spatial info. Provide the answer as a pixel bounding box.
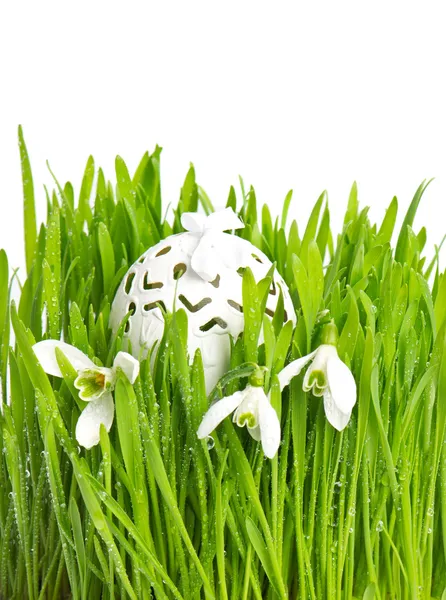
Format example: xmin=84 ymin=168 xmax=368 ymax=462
xmin=33 ymin=340 xmax=139 ymax=449
xmin=278 ymin=322 xmax=356 ymax=431
xmin=197 ymin=366 xmax=281 ymax=458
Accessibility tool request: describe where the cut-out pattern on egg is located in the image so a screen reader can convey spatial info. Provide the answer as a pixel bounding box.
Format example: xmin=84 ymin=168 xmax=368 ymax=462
xmin=110 ymin=225 xmax=295 ymax=393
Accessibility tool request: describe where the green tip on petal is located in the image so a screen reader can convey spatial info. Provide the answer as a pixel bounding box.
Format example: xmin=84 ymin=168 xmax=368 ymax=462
xmin=306 ymin=369 xmax=327 ymax=391
xmin=74 ymin=369 xmax=114 ymax=401
xmin=236 ymin=411 xmax=258 ymax=429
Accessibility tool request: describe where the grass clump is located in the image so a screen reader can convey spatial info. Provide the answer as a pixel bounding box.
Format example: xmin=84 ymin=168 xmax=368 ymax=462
xmin=1 ymin=127 xmax=446 ymax=599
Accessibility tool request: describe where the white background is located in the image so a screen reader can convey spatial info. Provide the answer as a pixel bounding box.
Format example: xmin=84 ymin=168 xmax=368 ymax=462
xmin=1 ymin=1 xmax=445 ymax=274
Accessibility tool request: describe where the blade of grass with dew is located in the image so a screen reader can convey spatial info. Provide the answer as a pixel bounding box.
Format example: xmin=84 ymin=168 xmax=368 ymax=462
xmin=0 ymin=250 xmax=9 ymax=401
xmin=18 ymin=125 xmax=37 ymax=273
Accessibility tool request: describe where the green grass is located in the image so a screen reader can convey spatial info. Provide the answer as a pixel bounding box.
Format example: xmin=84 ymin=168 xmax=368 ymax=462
xmin=0 ymin=128 xmax=446 ymax=599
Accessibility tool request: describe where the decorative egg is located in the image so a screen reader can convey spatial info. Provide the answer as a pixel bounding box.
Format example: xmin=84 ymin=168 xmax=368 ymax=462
xmin=110 ymin=209 xmax=295 ymax=392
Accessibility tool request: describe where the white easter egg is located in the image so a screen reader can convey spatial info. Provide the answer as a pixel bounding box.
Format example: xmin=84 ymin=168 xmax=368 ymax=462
xmin=110 ymin=226 xmax=295 ymax=392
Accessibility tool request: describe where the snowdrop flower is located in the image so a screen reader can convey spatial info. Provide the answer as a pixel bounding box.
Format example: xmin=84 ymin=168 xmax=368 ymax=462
xmin=197 ymin=368 xmax=280 ymax=458
xmin=278 ymin=323 xmax=356 ymax=431
xmin=33 ymin=340 xmax=139 ymax=449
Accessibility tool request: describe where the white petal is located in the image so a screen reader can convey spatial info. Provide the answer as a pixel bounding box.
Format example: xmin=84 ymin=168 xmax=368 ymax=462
xmin=326 ymin=355 xmax=357 ymax=414
xmin=302 ymin=362 xmax=313 ymax=391
xmin=197 ymin=391 xmax=245 ymax=439
xmin=323 ymin=389 xmax=351 ymax=431
xmin=75 ymin=393 xmax=115 ymax=449
xmin=113 ymin=352 xmax=140 ymax=384
xmin=181 ymin=212 xmax=207 ymax=233
xmin=247 ymin=425 xmax=261 ymax=441
xmin=277 ymin=350 xmax=317 ymax=391
xmin=257 ymin=389 xmax=281 ymax=459
xmin=302 ymin=345 xmax=335 ymax=391
xmin=33 ymin=340 xmax=95 ymax=377
xmin=205 ymin=208 xmax=244 ymax=232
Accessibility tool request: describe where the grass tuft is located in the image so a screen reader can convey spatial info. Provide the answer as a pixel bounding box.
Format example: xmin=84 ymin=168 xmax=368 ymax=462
xmin=1 ymin=130 xmax=446 ymax=599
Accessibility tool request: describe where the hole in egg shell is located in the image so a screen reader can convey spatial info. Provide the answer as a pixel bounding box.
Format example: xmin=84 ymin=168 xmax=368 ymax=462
xmin=138 ymin=255 xmax=146 ymax=263
xmin=124 ymin=302 xmax=137 ymax=333
xmin=227 ymin=300 xmax=243 ymax=313
xmin=237 ymin=267 xmax=246 ymax=277
xmin=269 ymin=281 xmax=277 ymax=295
xmin=125 ymin=272 xmax=136 ymax=294
xmin=251 ymin=253 xmax=263 ymax=264
xmin=209 ymin=274 xmax=220 ymax=288
xmin=173 ymin=263 xmax=187 ymax=281
xmin=200 ymin=317 xmax=228 ymax=332
xmin=143 ymin=272 xmax=163 ymax=290
xmin=179 ymin=295 xmax=212 ymax=312
xmin=143 ymin=300 xmax=167 ymax=313
xmin=155 ymin=246 xmax=172 ymax=257
xmin=173 ymin=263 xmax=187 ymax=280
